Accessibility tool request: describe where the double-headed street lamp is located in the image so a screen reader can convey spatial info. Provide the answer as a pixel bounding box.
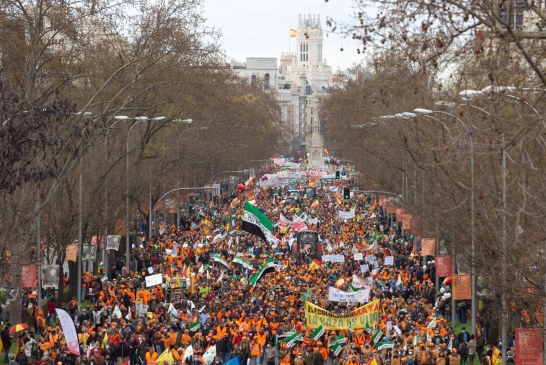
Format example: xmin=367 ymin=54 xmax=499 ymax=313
xmin=456 ymin=87 xmax=544 ymax=365
xmin=406 ymin=108 xmax=476 ymax=332
xmin=74 ymin=111 xmax=94 ymax=305
xmin=125 ymin=116 xmax=167 ymax=269
xmin=103 ymin=115 xmax=131 ymax=276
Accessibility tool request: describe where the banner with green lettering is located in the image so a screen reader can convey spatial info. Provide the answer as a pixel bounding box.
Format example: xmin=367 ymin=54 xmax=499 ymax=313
xmin=305 ymin=299 xmax=381 ymax=330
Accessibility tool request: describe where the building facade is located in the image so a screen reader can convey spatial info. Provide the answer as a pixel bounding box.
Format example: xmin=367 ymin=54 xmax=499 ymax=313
xmin=231 ymin=15 xmax=332 ymax=160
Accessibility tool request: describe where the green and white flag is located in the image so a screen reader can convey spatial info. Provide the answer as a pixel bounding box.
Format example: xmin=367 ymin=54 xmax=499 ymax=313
xmin=377 ymin=341 xmax=394 ymax=350
xmin=249 ymin=258 xmax=276 ymax=287
xmin=331 ymin=343 xmax=343 ymax=356
xmin=188 ymin=320 xmax=201 ymax=332
xmin=349 ymin=283 xmax=357 ymax=292
xmin=311 ymin=325 xmax=325 ymax=341
xmin=372 ymin=329 xmax=383 ymax=344
xmin=301 ymin=290 xmax=312 ymax=302
xmin=232 ymin=255 xmax=253 ymax=270
xmin=242 ymin=201 xmax=274 ymax=242
xmin=330 ymin=336 xmax=346 ymax=346
xmin=168 ymin=303 xmax=178 ymax=320
xmin=284 ymin=332 xmax=303 ymax=348
xmin=211 ymin=254 xmax=230 ymax=269
xmin=364 ymin=323 xmax=373 ymax=334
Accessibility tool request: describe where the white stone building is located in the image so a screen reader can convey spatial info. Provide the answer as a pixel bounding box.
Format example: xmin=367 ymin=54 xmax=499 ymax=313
xmin=231 ymin=15 xmax=332 ymax=159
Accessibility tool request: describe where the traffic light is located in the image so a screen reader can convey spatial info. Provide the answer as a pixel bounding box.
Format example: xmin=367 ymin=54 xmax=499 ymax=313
xmin=335 ymin=171 xmax=340 ymax=179
xmin=343 ymin=188 xmax=351 ymax=199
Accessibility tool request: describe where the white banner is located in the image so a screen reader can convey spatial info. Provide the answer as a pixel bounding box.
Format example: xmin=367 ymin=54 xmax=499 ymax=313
xmin=42 ymin=265 xmax=59 ymax=289
xmin=55 ymin=308 xmax=80 ymax=356
xmin=106 ymin=235 xmax=121 ymax=251
xmin=82 ymin=245 xmax=97 ymax=261
xmin=322 ymin=254 xmax=345 ymax=263
xmin=384 ymin=256 xmax=394 ymax=266
xmin=354 ymin=253 xmax=363 ymax=261
xmin=259 ymin=174 xmax=290 ymax=187
xmin=136 ymin=302 xmax=149 ymax=316
xmin=365 ymin=255 xmax=378 ymax=264
xmin=338 ymin=209 xmax=355 ymax=220
xmin=145 ymin=273 xmax=163 ymax=287
xmin=328 ymin=287 xmax=370 ymax=303
xmin=352 ymin=274 xmax=366 ymax=288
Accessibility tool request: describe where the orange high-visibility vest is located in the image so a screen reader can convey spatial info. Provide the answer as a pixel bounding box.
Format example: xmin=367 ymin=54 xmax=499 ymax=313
xmin=145 ymin=352 xmax=158 ymax=365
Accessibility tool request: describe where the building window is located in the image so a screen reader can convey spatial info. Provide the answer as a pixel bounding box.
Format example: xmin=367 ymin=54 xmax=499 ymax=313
xmin=300 ymin=42 xmax=308 ymax=63
xmin=264 ymin=73 xmax=270 ymax=88
xmin=499 ymin=0 xmax=529 ymax=29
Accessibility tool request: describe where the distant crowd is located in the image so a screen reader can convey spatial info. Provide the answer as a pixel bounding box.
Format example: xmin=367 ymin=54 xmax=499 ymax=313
xmin=2 ymin=159 xmax=510 ymax=365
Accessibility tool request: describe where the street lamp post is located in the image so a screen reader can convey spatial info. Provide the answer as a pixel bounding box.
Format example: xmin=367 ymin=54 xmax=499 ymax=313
xmin=480 ymin=87 xmax=546 ymax=364
xmin=103 ymin=116 xmax=129 ymax=276
xmin=207 ymin=170 xmax=245 ymax=188
xmin=74 ymin=111 xmax=93 ymax=306
xmin=175 ymin=125 xmax=207 ymax=228
xmin=456 ymin=93 xmax=508 ymax=352
xmin=126 ymin=116 xmax=165 ymax=270
xmin=412 ymin=108 xmax=476 ymax=334
xmin=458 ymin=88 xmax=545 ymax=364
xmin=36 ymin=188 xmax=41 ymax=311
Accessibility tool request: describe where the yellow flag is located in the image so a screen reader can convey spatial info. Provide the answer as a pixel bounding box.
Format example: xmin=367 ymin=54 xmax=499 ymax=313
xmin=491 ymin=347 xmax=501 ymax=365
xmin=101 ymin=333 xmax=108 ymax=348
xmin=289 ymin=28 xmax=297 ymax=37
xmin=157 ymin=349 xmax=174 ymax=365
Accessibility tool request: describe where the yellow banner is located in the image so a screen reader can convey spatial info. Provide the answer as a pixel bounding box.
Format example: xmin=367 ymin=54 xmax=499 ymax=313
xmin=305 ymin=299 xmax=381 ymax=330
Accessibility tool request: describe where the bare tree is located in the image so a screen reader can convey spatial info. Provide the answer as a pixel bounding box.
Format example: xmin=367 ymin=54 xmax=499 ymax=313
xmin=327 ymin=0 xmax=546 ymax=86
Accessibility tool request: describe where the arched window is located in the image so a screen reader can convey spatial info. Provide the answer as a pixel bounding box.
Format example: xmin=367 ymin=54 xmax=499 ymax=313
xmin=264 ymin=73 xmax=270 ymax=88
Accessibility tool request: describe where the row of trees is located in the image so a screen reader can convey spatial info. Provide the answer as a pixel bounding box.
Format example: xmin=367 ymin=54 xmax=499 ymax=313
xmin=0 ymin=0 xmax=284 ymax=322
xmin=322 ymin=1 xmax=545 ymax=361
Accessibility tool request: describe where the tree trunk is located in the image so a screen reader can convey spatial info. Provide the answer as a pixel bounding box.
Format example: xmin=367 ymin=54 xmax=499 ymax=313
xmin=9 ymin=263 xmax=22 ymax=324
xmin=66 ymin=261 xmax=78 ymax=305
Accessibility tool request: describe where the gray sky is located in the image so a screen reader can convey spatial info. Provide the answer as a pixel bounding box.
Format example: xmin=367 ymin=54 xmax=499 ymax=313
xmin=202 ymin=0 xmax=364 ymax=71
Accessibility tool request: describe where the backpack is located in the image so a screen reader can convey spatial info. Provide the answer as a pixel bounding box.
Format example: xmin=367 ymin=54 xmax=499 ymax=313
xmin=458 ymin=342 xmax=468 ymax=357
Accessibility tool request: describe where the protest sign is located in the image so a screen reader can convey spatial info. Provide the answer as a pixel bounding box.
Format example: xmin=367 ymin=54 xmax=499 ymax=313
xmin=145 ymin=273 xmax=163 ymax=287
xmin=328 ymin=287 xmax=370 ymax=303
xmin=305 ymin=300 xmax=380 ymax=330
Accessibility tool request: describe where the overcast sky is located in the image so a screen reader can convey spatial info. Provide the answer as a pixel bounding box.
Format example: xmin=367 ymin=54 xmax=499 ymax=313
xmin=202 ymin=0 xmax=364 ymax=72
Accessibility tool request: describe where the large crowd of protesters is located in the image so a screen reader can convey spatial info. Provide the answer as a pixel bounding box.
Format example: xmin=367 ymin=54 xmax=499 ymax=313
xmin=1 ymin=159 xmax=512 ymax=365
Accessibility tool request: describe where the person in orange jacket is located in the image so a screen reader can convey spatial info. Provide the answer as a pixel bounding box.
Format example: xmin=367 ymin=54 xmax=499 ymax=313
xmin=136 ymin=284 xmax=151 ymax=305
xmin=145 ymin=347 xmax=158 ymax=365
